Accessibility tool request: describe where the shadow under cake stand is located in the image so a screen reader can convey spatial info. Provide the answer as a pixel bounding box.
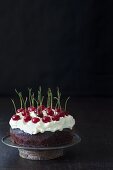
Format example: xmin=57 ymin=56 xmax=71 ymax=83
xmin=2 ymin=134 xmax=81 ymax=160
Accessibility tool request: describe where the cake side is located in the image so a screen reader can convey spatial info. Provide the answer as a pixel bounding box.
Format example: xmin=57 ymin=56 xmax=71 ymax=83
xmin=10 ymin=128 xmax=74 ymax=147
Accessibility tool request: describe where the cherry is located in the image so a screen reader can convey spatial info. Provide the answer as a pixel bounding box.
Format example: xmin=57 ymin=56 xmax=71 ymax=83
xmin=32 ymin=117 xmax=40 ymax=123
xmin=55 ymin=108 xmax=61 ymax=113
xmin=47 ymin=110 xmax=54 ymax=116
xmin=58 ymin=112 xmax=65 ymax=117
xmin=38 ymin=105 xmax=45 ymax=111
xmin=47 ymin=107 xmax=51 ymax=112
xmin=22 ymin=111 xmax=26 ymax=116
xmin=42 ymin=116 xmax=51 ymax=123
xmin=28 ymin=106 xmax=36 ymax=112
xmin=12 ymin=114 xmax=20 ymax=121
xmin=37 ymin=111 xmax=43 ymax=118
xmin=24 ymin=115 xmax=31 ymax=122
xmin=34 ymin=109 xmax=38 ymax=114
xmin=22 ymin=110 xmax=30 ymax=116
xmin=34 ymin=109 xmax=43 ymax=117
xmin=34 ymin=108 xmax=43 ymax=114
xmin=52 ymin=115 xmax=60 ymax=121
xmin=17 ymin=108 xmax=24 ymax=113
xmin=16 ymin=109 xmax=20 ymax=113
xmin=65 ymin=112 xmax=69 ymax=116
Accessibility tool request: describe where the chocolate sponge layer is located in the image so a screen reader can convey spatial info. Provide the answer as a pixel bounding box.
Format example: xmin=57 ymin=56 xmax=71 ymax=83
xmin=10 ymin=128 xmax=74 ymax=147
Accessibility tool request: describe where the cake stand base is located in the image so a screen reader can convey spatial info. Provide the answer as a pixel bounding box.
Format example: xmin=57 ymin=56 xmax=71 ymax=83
xmin=2 ymin=134 xmax=81 ymax=160
xmin=18 ymin=149 xmax=63 ymax=160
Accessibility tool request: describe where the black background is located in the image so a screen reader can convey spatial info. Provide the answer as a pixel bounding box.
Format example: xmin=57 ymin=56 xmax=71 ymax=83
xmin=0 ymin=0 xmax=113 ymax=97
xmin=0 ymin=1 xmax=113 ymax=169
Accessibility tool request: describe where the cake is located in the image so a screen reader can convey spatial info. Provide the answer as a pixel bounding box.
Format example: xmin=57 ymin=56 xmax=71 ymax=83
xmin=9 ymin=87 xmax=75 ymax=147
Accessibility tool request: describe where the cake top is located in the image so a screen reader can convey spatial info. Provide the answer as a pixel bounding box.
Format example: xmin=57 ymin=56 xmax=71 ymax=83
xmin=9 ymin=87 xmax=75 ymax=134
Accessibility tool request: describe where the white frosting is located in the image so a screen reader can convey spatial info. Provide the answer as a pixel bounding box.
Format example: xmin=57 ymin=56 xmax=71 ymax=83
xmin=9 ymin=109 xmax=75 ymax=135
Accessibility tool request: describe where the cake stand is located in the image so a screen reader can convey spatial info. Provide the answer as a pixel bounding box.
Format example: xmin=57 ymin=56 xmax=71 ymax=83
xmin=2 ymin=134 xmax=81 ymax=160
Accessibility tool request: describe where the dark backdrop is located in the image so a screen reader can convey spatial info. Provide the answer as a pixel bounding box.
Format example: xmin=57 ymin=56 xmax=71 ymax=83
xmin=0 ymin=0 xmax=112 ymax=97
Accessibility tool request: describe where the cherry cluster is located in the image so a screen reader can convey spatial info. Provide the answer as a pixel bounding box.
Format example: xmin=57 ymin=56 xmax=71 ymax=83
xmin=11 ymin=87 xmax=70 ymax=123
xmin=12 ymin=105 xmax=69 ymax=123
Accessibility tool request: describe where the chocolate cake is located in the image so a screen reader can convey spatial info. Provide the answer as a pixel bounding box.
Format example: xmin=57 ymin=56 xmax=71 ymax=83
xmin=10 ymin=128 xmax=74 ymax=147
xmin=9 ymin=87 xmax=75 ymax=147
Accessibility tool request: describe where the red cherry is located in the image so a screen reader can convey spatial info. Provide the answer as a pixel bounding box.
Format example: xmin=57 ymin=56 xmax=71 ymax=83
xmin=22 ymin=110 xmax=29 ymax=116
xmin=58 ymin=112 xmax=65 ymax=117
xmin=42 ymin=116 xmax=51 ymax=123
xmin=12 ymin=114 xmax=20 ymax=121
xmin=36 ymin=109 xmax=43 ymax=117
xmin=32 ymin=117 xmax=40 ymax=123
xmin=38 ymin=105 xmax=45 ymax=111
xmin=55 ymin=108 xmax=61 ymax=113
xmin=34 ymin=108 xmax=44 ymax=113
xmin=47 ymin=107 xmax=51 ymax=111
xmin=38 ymin=109 xmax=42 ymax=114
xmin=28 ymin=106 xmax=36 ymax=112
xmin=34 ymin=109 xmax=38 ymax=113
xmin=22 ymin=111 xmax=26 ymax=116
xmin=47 ymin=110 xmax=54 ymax=116
xmin=16 ymin=109 xmax=20 ymax=113
xmin=24 ymin=115 xmax=31 ymax=122
xmin=38 ymin=114 xmax=43 ymax=118
xmin=17 ymin=108 xmax=24 ymax=113
xmin=52 ymin=115 xmax=60 ymax=121
xmin=65 ymin=112 xmax=69 ymax=116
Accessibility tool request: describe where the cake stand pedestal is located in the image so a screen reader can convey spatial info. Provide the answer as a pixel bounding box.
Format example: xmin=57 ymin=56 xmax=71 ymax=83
xmin=2 ymin=134 xmax=81 ymax=160
xmin=19 ymin=148 xmax=63 ymax=160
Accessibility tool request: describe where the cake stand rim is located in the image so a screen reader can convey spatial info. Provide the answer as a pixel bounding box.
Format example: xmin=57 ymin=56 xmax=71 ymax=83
xmin=1 ymin=133 xmax=81 ymax=151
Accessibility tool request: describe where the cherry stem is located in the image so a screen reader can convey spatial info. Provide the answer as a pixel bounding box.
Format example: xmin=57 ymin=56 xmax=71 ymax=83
xmin=38 ymin=86 xmax=44 ymax=107
xmin=34 ymin=98 xmax=38 ymax=110
xmin=49 ymin=88 xmax=53 ymax=108
xmin=19 ymin=92 xmax=23 ymax=108
xmin=54 ymin=97 xmax=59 ymax=110
xmin=47 ymin=88 xmax=51 ymax=107
xmin=31 ymin=93 xmax=34 ymax=107
xmin=11 ymin=99 xmax=16 ymax=113
xmin=15 ymin=89 xmax=23 ymax=108
xmin=55 ymin=101 xmax=58 ymax=113
xmin=38 ymin=86 xmax=41 ymax=106
xmin=64 ymin=97 xmax=70 ymax=111
xmin=24 ymin=97 xmax=28 ymax=111
xmin=57 ymin=87 xmax=61 ymax=109
xmin=40 ymin=96 xmax=44 ymax=106
xmin=28 ymin=88 xmax=32 ymax=106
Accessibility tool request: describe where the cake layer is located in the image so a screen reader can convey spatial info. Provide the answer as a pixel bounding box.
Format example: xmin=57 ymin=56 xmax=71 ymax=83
xmin=10 ymin=128 xmax=74 ymax=147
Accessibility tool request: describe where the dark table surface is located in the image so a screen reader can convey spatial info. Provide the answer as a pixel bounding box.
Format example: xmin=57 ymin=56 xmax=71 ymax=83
xmin=0 ymin=97 xmax=113 ymax=170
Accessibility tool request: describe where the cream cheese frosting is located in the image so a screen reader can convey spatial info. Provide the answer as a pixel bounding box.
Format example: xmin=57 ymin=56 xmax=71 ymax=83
xmin=9 ymin=109 xmax=75 ymax=135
